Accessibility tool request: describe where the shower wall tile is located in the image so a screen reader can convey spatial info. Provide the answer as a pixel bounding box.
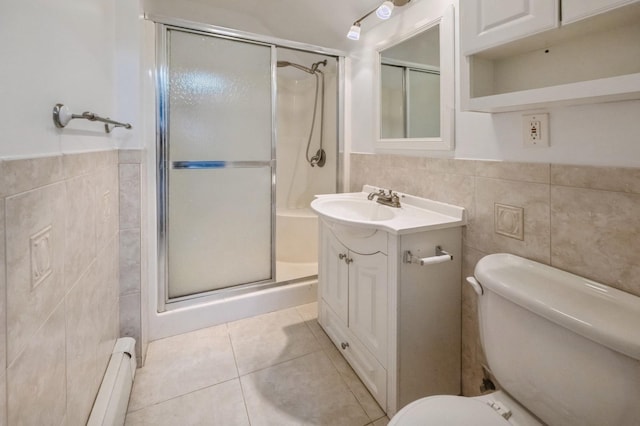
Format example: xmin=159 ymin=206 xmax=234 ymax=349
xmin=65 ymin=174 xmax=97 ymax=289
xmin=120 ymin=163 xmax=141 ymax=230
xmin=551 ymin=186 xmax=640 ymax=297
xmin=7 ymin=303 xmax=66 ymax=426
xmin=119 ymin=149 xmax=144 ymax=164
xmin=5 ymin=182 xmax=67 ymax=364
xmin=551 ymin=164 xmax=640 ymax=194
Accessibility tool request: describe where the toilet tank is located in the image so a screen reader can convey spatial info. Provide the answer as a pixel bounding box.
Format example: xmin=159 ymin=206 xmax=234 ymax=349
xmin=474 ymin=253 xmax=640 ymax=426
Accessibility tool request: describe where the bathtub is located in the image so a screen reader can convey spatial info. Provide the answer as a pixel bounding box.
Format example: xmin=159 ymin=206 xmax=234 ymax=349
xmin=276 ymin=207 xmax=318 ymax=264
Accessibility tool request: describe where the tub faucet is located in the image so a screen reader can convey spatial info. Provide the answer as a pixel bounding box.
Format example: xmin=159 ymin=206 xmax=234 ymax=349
xmin=368 ymin=189 xmax=401 ymax=208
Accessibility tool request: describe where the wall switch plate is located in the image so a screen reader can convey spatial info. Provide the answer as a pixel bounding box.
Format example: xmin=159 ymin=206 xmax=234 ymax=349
xmin=523 ymin=113 xmax=549 ymax=147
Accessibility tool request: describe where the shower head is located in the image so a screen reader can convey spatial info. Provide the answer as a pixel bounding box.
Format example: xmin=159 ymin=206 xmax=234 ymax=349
xmin=276 ymin=60 xmax=320 ymax=75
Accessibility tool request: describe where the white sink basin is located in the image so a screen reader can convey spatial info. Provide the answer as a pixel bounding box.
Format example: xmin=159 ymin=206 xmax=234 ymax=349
xmin=311 ymin=186 xmax=467 ymax=235
xmin=314 ymin=198 xmax=397 ymax=222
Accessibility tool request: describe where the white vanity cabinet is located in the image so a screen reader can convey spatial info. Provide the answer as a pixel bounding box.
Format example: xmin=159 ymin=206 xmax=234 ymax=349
xmin=319 ymin=225 xmax=389 ymax=408
xmin=460 ymin=0 xmax=640 ymax=111
xmin=312 ymin=187 xmax=466 ymax=417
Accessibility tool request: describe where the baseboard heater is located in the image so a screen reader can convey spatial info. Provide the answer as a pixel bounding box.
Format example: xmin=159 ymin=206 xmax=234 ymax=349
xmin=87 ymin=337 xmax=137 ymax=426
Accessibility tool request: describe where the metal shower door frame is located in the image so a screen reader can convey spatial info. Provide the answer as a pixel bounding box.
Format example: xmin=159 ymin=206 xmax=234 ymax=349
xmin=152 ymin=17 xmax=346 ymax=313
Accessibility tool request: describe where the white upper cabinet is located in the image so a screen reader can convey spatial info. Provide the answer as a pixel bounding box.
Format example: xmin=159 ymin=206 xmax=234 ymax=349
xmin=461 ymin=0 xmax=559 ymax=55
xmin=562 ymin=0 xmax=639 ymax=24
xmin=460 ymin=0 xmax=640 ymax=112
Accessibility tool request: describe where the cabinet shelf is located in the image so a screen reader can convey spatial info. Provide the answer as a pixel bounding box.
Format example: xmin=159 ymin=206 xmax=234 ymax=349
xmin=461 ymin=1 xmax=640 ymax=112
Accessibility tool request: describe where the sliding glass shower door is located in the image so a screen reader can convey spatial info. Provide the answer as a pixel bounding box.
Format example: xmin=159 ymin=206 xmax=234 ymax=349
xmin=159 ymin=27 xmax=275 ymax=302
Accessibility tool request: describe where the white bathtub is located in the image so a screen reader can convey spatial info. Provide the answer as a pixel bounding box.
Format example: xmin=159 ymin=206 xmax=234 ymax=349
xmin=276 ymin=207 xmax=318 ymax=264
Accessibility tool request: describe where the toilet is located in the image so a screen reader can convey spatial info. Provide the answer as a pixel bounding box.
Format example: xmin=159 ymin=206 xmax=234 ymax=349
xmin=390 ymin=253 xmax=640 ymax=426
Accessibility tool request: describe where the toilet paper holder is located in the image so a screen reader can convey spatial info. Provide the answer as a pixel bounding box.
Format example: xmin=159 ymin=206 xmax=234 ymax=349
xmin=403 ymin=246 xmax=453 ymax=266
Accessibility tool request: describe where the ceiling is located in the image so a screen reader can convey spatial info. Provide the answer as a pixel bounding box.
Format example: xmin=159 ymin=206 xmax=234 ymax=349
xmin=146 ymin=0 xmax=412 ymax=52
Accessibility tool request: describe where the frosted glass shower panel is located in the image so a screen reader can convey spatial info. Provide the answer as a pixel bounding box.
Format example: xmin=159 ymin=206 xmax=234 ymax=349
xmin=168 ymin=30 xmax=272 ymax=161
xmin=408 ymin=70 xmax=440 ymax=138
xmin=381 ymin=64 xmax=404 ymax=139
xmin=168 ymin=168 xmax=272 ymax=298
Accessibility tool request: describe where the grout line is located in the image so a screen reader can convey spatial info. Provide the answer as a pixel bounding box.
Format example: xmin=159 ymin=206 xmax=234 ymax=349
xmin=225 ymin=325 xmax=252 ymax=425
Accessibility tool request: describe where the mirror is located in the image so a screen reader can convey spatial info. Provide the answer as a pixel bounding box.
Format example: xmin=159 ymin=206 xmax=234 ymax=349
xmin=376 ymin=5 xmax=454 ymax=151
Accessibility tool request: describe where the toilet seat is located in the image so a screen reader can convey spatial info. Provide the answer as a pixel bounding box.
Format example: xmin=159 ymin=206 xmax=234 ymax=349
xmin=389 ymin=395 xmax=512 ymax=426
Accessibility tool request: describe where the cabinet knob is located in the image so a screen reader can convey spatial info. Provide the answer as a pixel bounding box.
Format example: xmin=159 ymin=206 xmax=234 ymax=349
xmin=345 ymin=257 xmax=353 ymax=264
xmin=341 ymin=342 xmax=350 ymax=350
xmin=339 ymin=253 xmax=347 ymax=260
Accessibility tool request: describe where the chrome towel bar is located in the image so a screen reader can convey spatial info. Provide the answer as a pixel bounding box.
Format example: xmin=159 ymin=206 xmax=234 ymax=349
xmin=53 ymin=103 xmax=132 ymax=133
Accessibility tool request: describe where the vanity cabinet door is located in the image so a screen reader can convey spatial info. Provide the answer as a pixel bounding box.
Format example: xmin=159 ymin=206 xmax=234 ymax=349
xmin=460 ymin=0 xmax=559 ymax=55
xmin=348 ymin=251 xmax=388 ymax=365
xmin=561 ymin=0 xmax=639 ymax=24
xmin=319 ymin=227 xmax=349 ymax=324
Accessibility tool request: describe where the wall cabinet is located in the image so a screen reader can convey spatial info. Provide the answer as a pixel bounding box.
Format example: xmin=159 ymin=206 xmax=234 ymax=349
xmin=317 ymin=219 xmax=463 ymax=416
xmin=460 ymin=0 xmax=640 ymax=112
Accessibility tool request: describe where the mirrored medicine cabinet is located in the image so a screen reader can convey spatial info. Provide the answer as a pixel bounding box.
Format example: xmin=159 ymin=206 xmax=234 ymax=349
xmin=375 ymin=5 xmax=454 ymax=152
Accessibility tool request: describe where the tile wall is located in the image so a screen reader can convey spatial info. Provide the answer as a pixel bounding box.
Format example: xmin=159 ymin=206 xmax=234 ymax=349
xmin=350 ymin=153 xmax=640 ymax=396
xmin=118 ymin=149 xmax=148 ymax=364
xmin=0 ymin=151 xmax=120 ymax=425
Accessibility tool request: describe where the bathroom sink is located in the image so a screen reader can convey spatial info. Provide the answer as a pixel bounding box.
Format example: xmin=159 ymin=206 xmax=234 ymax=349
xmin=311 ymin=186 xmax=467 ymax=235
xmin=313 ymin=198 xmax=397 ymax=222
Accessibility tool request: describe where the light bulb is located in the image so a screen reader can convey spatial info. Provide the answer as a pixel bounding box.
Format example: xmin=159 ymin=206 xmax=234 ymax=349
xmin=376 ymin=1 xmax=394 ymax=19
xmin=347 ymin=23 xmax=361 ymax=40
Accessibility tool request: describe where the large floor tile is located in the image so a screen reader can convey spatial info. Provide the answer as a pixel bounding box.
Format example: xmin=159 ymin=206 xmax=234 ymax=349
xmin=241 ymin=351 xmax=370 ymax=426
xmin=125 ymin=379 xmax=249 ymax=426
xmin=128 ymin=324 xmax=237 ymax=412
xmin=229 ymin=308 xmax=320 ymax=375
xmin=296 ymin=302 xmax=334 ymax=350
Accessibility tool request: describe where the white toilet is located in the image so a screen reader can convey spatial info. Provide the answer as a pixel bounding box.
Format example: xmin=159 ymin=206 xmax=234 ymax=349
xmin=390 ymin=253 xmax=640 ymax=426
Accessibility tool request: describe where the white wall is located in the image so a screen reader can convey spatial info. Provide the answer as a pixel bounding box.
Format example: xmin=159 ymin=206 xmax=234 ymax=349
xmin=0 ymin=0 xmax=119 ymax=158
xmin=349 ymin=0 xmax=640 ymax=167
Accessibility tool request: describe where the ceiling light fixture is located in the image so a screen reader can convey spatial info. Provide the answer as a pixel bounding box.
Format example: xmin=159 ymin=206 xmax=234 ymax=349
xmin=347 ymin=0 xmax=411 ymax=40
xmin=376 ymin=1 xmax=394 ymax=19
xmin=347 ymin=23 xmax=362 ymax=40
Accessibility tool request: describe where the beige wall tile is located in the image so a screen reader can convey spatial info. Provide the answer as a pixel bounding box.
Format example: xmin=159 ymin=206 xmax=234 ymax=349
xmin=0 ymin=372 xmax=6 ymax=426
xmin=62 ymin=152 xmax=98 ymax=179
xmin=0 ymin=198 xmax=5 ymax=373
xmin=476 ymin=161 xmax=550 ymax=184
xmin=5 ymin=182 xmax=67 ymax=363
xmin=0 ymin=155 xmax=64 ymax=198
xmin=120 ymin=229 xmax=141 ymax=295
xmin=461 ymin=245 xmax=488 ymax=397
xmin=119 ymin=149 xmax=144 ymax=164
xmin=120 ymin=164 xmax=141 ymax=230
xmin=425 ymin=158 xmax=477 ymax=176
xmin=96 ymin=235 xmax=120 ymax=369
xmin=120 ymin=292 xmax=141 ymax=345
xmin=65 ymin=174 xmax=97 ymax=289
xmin=551 ymin=186 xmax=640 ymax=296
xmin=65 ymin=264 xmax=101 ymax=426
xmin=8 ymin=304 xmax=66 ymax=426
xmin=467 ymin=177 xmax=550 ymax=264
xmin=95 ymin=165 xmax=119 ymax=252
xmin=551 ymin=164 xmax=640 ymax=194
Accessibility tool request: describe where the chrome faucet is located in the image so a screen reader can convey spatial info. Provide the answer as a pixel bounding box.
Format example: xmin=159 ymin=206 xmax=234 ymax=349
xmin=367 ymin=189 xmax=401 ymax=208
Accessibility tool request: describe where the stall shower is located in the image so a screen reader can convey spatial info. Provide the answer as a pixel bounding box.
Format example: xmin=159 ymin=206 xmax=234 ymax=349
xmin=156 ymin=25 xmax=338 ymax=311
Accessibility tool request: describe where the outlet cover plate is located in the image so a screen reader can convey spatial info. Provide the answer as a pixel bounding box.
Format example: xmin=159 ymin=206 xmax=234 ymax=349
xmin=523 ymin=113 xmax=549 ymax=147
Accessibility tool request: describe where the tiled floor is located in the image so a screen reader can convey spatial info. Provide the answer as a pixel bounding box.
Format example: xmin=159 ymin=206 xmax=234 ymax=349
xmin=125 ymin=303 xmax=390 ymax=426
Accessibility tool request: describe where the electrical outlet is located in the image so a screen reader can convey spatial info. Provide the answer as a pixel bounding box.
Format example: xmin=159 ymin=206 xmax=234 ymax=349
xmin=523 ymin=113 xmax=549 ymax=147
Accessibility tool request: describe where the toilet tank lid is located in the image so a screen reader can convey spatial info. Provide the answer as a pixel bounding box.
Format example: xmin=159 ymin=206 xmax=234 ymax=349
xmin=475 ymin=253 xmax=640 ymax=361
